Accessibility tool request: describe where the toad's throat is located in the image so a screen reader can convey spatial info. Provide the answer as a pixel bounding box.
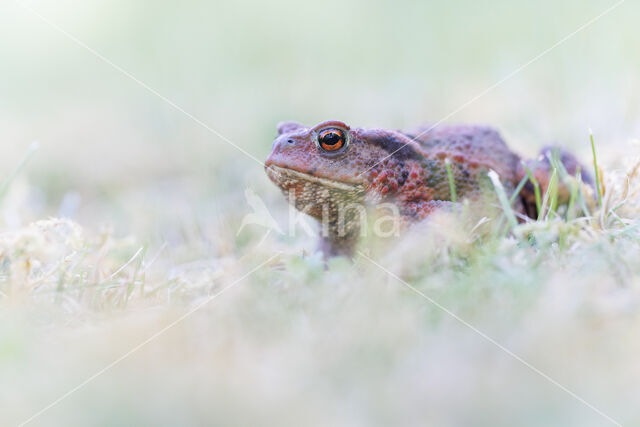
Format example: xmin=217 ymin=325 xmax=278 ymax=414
xmin=265 ymin=165 xmax=364 ymax=192
xmin=265 ymin=165 xmax=367 ymax=221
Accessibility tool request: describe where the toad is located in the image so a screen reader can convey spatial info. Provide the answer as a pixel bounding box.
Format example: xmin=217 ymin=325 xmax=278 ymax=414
xmin=265 ymin=120 xmax=593 ymax=258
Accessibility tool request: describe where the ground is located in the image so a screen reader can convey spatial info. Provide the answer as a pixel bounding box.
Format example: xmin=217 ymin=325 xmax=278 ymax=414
xmin=1 ymin=0 xmax=640 ymax=426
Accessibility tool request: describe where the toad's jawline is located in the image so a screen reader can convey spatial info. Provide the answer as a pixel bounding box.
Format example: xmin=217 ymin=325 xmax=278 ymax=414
xmin=266 ymin=165 xmax=364 ymax=192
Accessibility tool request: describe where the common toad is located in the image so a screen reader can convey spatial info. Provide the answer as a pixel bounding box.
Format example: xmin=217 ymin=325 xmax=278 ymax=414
xmin=265 ymin=120 xmax=592 ymax=257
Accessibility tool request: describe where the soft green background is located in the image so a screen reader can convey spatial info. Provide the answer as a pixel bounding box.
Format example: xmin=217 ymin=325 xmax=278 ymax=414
xmin=2 ymin=1 xmax=639 ymax=426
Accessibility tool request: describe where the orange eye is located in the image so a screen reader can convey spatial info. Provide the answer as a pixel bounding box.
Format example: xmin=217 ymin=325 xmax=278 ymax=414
xmin=317 ymin=128 xmax=347 ymax=152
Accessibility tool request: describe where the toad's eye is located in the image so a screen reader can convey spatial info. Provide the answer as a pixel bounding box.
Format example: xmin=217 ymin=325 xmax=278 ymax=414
xmin=317 ymin=128 xmax=347 ymax=152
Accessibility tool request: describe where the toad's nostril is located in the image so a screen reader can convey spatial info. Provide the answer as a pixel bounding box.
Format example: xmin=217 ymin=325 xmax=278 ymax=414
xmin=287 ymin=139 xmax=294 ymax=144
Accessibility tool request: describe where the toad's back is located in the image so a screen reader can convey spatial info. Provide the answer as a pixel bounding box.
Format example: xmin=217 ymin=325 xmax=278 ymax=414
xmin=402 ymin=124 xmax=521 ymax=186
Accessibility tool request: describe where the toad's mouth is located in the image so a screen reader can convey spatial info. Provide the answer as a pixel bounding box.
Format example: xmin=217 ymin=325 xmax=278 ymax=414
xmin=265 ymin=165 xmax=364 ymax=192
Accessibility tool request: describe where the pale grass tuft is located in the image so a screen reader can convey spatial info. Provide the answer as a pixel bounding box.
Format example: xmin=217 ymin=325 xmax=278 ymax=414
xmin=598 ymin=157 xmax=640 ymax=225
xmin=0 ymin=218 xmax=84 ymax=292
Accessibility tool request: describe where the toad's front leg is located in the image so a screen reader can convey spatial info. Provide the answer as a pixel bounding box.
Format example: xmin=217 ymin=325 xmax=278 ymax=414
xmin=317 ymin=226 xmax=361 ymax=259
xmin=316 ymin=200 xmax=458 ymax=259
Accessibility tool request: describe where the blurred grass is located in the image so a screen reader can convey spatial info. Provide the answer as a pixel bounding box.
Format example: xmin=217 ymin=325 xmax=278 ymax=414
xmin=2 ymin=0 xmax=640 ymax=426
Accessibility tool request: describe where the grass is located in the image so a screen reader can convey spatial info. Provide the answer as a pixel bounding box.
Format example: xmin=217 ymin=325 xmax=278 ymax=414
xmin=522 ymin=161 xmax=543 ymax=215
xmin=445 ymin=158 xmax=457 ymax=203
xmin=591 ymin=131 xmax=604 ymax=208
xmin=3 ymin=1 xmax=640 ymax=425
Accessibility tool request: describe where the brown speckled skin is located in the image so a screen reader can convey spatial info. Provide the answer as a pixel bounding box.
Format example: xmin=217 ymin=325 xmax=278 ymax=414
xmin=265 ymin=120 xmax=591 ymax=258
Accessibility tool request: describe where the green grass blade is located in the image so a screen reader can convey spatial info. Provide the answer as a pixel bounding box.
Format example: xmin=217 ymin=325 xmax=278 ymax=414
xmin=522 ymin=163 xmax=542 ymax=215
xmin=509 ymin=157 xmax=542 ymax=206
xmin=567 ymin=166 xmax=581 ymax=221
xmin=445 ymin=158 xmax=457 ymax=203
xmin=590 ymin=131 xmax=603 ymax=208
xmin=488 ymin=169 xmax=518 ymax=229
xmin=540 ymin=168 xmax=558 ymax=221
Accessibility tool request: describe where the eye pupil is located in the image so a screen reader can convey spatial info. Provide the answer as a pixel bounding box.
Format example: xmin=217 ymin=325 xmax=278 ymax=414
xmin=322 ymin=132 xmax=340 ymax=145
xmin=318 ymin=129 xmax=346 ymax=152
